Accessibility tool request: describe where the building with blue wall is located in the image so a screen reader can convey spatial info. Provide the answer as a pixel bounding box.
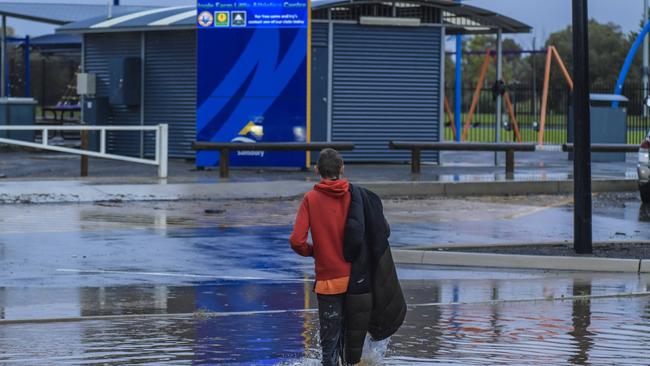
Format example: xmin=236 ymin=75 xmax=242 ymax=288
xmin=58 ymin=1 xmax=529 ymax=163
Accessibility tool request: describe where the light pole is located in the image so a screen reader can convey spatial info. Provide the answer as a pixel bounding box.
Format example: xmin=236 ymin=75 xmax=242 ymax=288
xmin=495 ymin=29 xmax=503 ymax=165
xmin=454 ymin=0 xmax=462 ymax=142
xmin=641 ymin=0 xmax=650 ymax=117
xmin=572 ymin=0 xmax=592 ymax=254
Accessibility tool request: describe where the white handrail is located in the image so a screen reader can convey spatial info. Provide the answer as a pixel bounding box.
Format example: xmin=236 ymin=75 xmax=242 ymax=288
xmin=0 ymin=124 xmax=169 ymax=178
xmin=0 ymin=125 xmax=160 ymax=131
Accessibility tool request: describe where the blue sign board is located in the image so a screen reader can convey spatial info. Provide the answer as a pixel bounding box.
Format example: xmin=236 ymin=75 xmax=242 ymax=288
xmin=196 ymin=0 xmax=310 ymax=168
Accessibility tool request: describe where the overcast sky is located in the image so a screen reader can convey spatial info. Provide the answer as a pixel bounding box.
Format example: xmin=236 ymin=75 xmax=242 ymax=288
xmin=2 ymin=0 xmax=645 ymax=48
xmin=466 ymin=0 xmax=643 ymax=48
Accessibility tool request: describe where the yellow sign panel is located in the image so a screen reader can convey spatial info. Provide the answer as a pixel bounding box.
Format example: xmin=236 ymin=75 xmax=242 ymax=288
xmin=215 ymin=11 xmax=229 ymax=27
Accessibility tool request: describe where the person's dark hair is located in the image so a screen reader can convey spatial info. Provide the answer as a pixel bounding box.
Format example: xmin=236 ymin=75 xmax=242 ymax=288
xmin=317 ymin=148 xmax=344 ymax=179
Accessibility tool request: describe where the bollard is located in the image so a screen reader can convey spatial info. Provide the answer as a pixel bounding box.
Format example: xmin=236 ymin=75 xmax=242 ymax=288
xmin=157 ymin=124 xmax=169 ymax=179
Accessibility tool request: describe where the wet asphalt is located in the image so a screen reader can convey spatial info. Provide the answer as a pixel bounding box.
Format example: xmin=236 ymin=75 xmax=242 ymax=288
xmin=1 ymin=193 xmax=650 ymax=364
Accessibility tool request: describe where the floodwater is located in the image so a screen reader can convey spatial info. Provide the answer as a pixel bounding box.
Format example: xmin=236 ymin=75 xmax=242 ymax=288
xmin=1 ymin=196 xmax=650 ymax=364
xmin=3 ymin=277 xmax=650 ymax=365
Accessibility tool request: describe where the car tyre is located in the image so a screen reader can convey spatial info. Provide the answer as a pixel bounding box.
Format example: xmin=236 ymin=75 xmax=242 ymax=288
xmin=640 ymin=183 xmax=650 ymax=204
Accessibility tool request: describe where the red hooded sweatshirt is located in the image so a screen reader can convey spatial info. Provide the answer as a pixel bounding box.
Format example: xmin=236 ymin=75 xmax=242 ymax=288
xmin=290 ymin=179 xmax=352 ymax=283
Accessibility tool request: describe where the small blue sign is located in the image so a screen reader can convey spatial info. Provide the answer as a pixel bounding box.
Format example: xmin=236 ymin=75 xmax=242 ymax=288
xmin=198 ymin=1 xmax=308 ymax=29
xmin=196 ymin=0 xmax=309 ymax=168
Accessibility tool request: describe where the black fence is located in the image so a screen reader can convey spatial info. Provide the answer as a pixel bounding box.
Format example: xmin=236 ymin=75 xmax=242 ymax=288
xmin=7 ymin=49 xmax=80 ymax=112
xmin=445 ymin=82 xmax=650 ymax=145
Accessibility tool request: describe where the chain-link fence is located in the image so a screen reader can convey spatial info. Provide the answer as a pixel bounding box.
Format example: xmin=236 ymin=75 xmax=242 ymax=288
xmin=7 ymin=48 xmax=80 ymax=115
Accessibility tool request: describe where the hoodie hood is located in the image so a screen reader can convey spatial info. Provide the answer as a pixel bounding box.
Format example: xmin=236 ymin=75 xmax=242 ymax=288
xmin=314 ymin=179 xmax=350 ymax=197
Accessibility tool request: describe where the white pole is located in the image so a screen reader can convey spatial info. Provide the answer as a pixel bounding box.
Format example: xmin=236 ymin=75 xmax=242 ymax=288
xmin=100 ymin=129 xmax=106 ymax=154
xmin=157 ymin=124 xmax=168 ymax=178
xmin=107 ymin=0 xmax=113 ymax=18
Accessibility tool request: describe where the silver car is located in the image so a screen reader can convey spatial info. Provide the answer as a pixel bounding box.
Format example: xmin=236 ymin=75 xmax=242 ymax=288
xmin=639 ymin=130 xmax=650 ymax=203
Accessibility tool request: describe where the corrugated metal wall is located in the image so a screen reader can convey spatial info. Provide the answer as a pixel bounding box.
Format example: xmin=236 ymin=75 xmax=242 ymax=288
xmin=310 ymin=22 xmax=330 ymax=162
xmin=144 ymin=30 xmax=196 ymax=158
xmin=85 ymin=31 xmax=198 ymax=158
xmin=84 ymin=23 xmax=442 ymax=162
xmin=84 ymin=32 xmax=142 ymax=157
xmin=312 ymin=22 xmax=329 ymax=46
xmin=331 ymin=24 xmax=441 ymax=162
xmin=311 ymin=22 xmax=329 ymax=143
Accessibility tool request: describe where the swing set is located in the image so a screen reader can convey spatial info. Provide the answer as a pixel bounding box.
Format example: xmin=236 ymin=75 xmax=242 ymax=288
xmin=445 ymin=46 xmax=573 ymax=146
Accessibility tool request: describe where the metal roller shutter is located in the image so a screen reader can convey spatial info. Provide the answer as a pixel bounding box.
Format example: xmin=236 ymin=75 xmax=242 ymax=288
xmin=84 ymin=32 xmax=142 ymax=157
xmin=312 ymin=22 xmax=328 ymax=47
xmin=144 ymin=30 xmax=196 ymax=158
xmin=311 ymin=22 xmax=329 ymax=147
xmin=331 ymin=24 xmax=441 ymax=162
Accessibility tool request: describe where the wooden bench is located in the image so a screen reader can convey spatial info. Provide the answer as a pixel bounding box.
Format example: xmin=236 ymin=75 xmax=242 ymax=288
xmin=562 ymin=143 xmax=639 ymax=153
xmin=192 ymin=141 xmax=355 ymax=178
xmin=389 ymin=141 xmax=537 ymax=177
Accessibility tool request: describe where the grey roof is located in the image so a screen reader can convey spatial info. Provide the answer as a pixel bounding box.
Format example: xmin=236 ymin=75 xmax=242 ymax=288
xmin=28 ymin=33 xmax=81 ymax=55
xmin=30 ymin=33 xmax=81 ymax=46
xmin=58 ymin=0 xmax=530 ymax=34
xmin=0 ymin=2 xmax=156 ymax=25
xmin=58 ymin=5 xmax=196 ymax=32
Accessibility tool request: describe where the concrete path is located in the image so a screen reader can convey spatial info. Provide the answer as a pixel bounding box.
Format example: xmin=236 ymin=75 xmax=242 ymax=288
xmin=0 ymin=178 xmax=638 ymax=204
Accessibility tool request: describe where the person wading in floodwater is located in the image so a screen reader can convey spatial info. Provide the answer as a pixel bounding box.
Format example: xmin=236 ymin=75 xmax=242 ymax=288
xmin=290 ymin=148 xmax=406 ymax=365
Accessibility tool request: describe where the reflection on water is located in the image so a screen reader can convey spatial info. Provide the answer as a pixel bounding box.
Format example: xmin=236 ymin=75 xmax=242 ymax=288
xmin=2 ymin=199 xmax=650 ymax=364
xmin=433 ymin=172 xmax=573 ymax=183
xmin=2 ymin=279 xmax=650 ymax=364
xmin=3 ymin=296 xmax=650 ymax=365
xmin=569 ymin=280 xmax=593 ymax=365
xmin=639 ymin=204 xmax=650 ymax=222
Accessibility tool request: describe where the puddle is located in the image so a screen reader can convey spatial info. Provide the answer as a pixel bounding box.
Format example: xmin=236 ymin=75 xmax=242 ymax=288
xmin=2 ymin=293 xmax=650 ymax=365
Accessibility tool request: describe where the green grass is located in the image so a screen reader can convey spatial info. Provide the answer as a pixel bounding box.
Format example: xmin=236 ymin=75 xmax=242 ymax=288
xmin=445 ymin=127 xmax=646 ymax=144
xmin=445 ymin=112 xmax=648 ymax=144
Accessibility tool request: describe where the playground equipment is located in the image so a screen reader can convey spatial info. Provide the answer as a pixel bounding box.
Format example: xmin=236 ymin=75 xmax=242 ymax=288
xmin=613 ymin=20 xmax=650 ymax=107
xmin=444 ymin=45 xmax=572 ymax=145
xmin=454 ymin=49 xmax=522 ymax=142
xmin=538 ymin=46 xmax=574 ymax=145
xmin=444 ymin=96 xmax=455 ymax=138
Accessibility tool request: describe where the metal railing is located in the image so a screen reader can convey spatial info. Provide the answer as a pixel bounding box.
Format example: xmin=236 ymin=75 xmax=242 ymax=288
xmin=445 ymin=82 xmax=650 ymax=145
xmin=0 ymin=124 xmax=169 ymax=178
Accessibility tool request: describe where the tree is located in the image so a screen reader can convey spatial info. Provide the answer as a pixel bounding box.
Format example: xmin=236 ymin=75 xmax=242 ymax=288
xmin=529 ymin=20 xmax=640 ymax=89
xmin=445 ymin=35 xmax=530 ymax=107
xmin=445 ymin=35 xmax=531 ymax=87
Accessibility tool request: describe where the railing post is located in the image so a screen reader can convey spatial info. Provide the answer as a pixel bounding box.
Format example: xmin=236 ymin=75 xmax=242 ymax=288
xmin=220 ymin=148 xmax=230 ymax=178
xmin=80 ymin=130 xmax=88 ymax=177
xmin=157 ymin=124 xmax=168 ymax=179
xmin=411 ymin=148 xmax=421 ymax=174
xmin=505 ymin=148 xmax=514 ymax=179
xmin=42 ymin=128 xmax=48 ymax=146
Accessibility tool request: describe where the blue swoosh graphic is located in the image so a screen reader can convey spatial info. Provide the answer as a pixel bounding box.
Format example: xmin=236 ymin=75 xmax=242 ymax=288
xmin=197 ymin=27 xmax=306 ymax=142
